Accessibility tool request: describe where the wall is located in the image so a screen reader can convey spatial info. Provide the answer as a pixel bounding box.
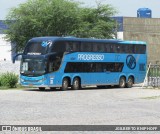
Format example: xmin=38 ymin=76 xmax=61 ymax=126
xmin=0 ymin=34 xmax=12 ymax=61
xmin=0 ymin=61 xmax=20 ymax=75
xmin=122 ymin=17 xmax=160 ymax=64
xmin=117 ymin=32 xmax=123 ymax=40
xmin=0 ymin=33 xmax=19 ymax=74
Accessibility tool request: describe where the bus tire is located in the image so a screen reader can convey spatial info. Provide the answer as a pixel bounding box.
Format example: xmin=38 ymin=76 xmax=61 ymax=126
xmin=39 ymin=87 xmax=45 ymax=91
xmin=72 ymin=77 xmax=81 ymax=90
xmin=61 ymin=78 xmax=69 ymax=91
xmin=119 ymin=77 xmax=126 ymax=88
xmin=126 ymin=76 xmax=134 ymax=88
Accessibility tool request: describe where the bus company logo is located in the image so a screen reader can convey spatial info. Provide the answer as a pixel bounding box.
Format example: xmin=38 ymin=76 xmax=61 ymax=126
xmin=41 ymin=41 xmax=48 ymax=47
xmin=126 ymin=55 xmax=136 ymax=69
xmin=41 ymin=40 xmax=52 ymax=47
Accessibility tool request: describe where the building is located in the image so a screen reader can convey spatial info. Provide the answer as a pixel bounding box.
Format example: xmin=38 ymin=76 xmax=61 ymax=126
xmin=0 ymin=20 xmax=13 ymax=61
xmin=0 ymin=20 xmax=20 ymax=74
xmin=114 ymin=16 xmax=160 ymax=64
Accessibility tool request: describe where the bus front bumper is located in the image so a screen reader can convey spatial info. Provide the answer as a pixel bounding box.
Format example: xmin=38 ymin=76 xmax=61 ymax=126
xmin=20 ymin=75 xmax=48 ymax=87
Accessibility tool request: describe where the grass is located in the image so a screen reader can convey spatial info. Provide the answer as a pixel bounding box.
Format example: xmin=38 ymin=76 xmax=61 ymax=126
xmin=0 ymin=86 xmax=20 ymax=90
xmin=142 ymin=95 xmax=160 ymax=100
xmin=0 ymin=84 xmax=31 ymax=90
xmin=143 ymin=86 xmax=160 ymax=90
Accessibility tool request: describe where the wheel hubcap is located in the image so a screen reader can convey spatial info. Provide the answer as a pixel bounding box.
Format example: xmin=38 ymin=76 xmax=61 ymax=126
xmin=74 ymin=80 xmax=79 ymax=87
xmin=120 ymin=79 xmax=125 ymax=87
xmin=63 ymin=81 xmax=68 ymax=87
xmin=128 ymin=79 xmax=133 ymax=86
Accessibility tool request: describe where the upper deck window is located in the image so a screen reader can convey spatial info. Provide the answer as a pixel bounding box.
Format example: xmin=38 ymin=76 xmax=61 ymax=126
xmin=24 ymin=39 xmax=146 ymax=54
xmin=24 ymin=41 xmax=51 ymax=55
xmin=51 ymin=41 xmax=80 ymax=52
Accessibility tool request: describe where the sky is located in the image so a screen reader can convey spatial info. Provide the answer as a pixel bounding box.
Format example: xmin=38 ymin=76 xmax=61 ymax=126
xmin=0 ymin=0 xmax=160 ymax=19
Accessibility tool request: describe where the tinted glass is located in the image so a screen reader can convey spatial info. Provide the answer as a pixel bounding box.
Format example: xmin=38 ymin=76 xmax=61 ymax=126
xmin=52 ymin=41 xmax=66 ymax=52
xmin=24 ymin=40 xmax=146 ymax=54
xmin=20 ymin=58 xmax=46 ymax=76
xmin=24 ymin=41 xmax=50 ymax=55
xmin=81 ymin=42 xmax=92 ymax=52
xmin=64 ymin=62 xmax=124 ymax=73
xmin=134 ymin=45 xmax=146 ymax=54
xmin=47 ymin=53 xmax=63 ymax=72
xmin=51 ymin=41 xmax=80 ymax=52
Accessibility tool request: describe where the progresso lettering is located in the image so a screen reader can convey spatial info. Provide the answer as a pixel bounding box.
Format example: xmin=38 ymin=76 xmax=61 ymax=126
xmin=78 ymin=54 xmax=104 ymax=61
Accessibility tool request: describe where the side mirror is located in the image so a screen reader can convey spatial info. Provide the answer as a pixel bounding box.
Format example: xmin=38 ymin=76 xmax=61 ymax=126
xmin=13 ymin=53 xmax=23 ymax=63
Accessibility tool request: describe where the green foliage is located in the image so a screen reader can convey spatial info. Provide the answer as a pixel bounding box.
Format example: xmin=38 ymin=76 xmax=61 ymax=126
xmin=0 ymin=72 xmax=19 ymax=88
xmin=72 ymin=3 xmax=117 ymax=38
xmin=5 ymin=0 xmax=117 ymax=52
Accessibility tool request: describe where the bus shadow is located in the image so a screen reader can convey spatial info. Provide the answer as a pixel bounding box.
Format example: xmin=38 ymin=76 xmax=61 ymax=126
xmin=22 ymin=88 xmax=62 ymax=92
xmin=80 ymin=86 xmax=117 ymax=91
xmin=22 ymin=86 xmax=117 ymax=92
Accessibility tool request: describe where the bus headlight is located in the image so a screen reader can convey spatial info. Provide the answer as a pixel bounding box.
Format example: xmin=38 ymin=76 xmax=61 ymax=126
xmin=21 ymin=78 xmax=24 ymax=82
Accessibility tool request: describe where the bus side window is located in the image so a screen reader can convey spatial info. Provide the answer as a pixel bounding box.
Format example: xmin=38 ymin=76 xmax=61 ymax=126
xmin=48 ymin=56 xmax=55 ymax=72
xmin=125 ymin=45 xmax=129 ymax=53
xmin=106 ymin=63 xmax=111 ymax=72
xmin=95 ymin=63 xmax=102 ymax=72
xmin=97 ymin=43 xmax=105 ymax=52
xmin=105 ymin=43 xmax=110 ymax=52
xmin=139 ymin=45 xmax=146 ymax=54
xmin=93 ymin=43 xmax=97 ymax=52
xmin=72 ymin=42 xmax=80 ymax=51
xmin=66 ymin=42 xmax=73 ymax=52
xmin=114 ymin=63 xmax=120 ymax=72
xmin=52 ymin=41 xmax=66 ymax=52
xmin=121 ymin=45 xmax=125 ymax=53
xmin=113 ymin=44 xmax=118 ymax=53
xmin=81 ymin=42 xmax=92 ymax=52
xmin=90 ymin=63 xmax=94 ymax=72
xmin=129 ymin=45 xmax=133 ymax=53
xmin=66 ymin=42 xmax=70 ymax=51
xmin=110 ymin=44 xmax=114 ymax=53
xmin=132 ymin=45 xmax=136 ymax=53
xmin=125 ymin=45 xmax=133 ymax=54
xmin=65 ymin=62 xmax=75 ymax=72
xmin=117 ymin=45 xmax=121 ymax=53
xmin=84 ymin=63 xmax=90 ymax=72
xmin=97 ymin=46 xmax=101 ymax=52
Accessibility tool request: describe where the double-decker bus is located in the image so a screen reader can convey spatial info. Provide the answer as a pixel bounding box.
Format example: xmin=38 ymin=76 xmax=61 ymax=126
xmin=14 ymin=37 xmax=147 ymax=90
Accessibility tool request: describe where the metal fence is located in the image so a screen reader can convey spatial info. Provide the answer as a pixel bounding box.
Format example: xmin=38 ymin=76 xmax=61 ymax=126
xmin=147 ymin=64 xmax=160 ymax=87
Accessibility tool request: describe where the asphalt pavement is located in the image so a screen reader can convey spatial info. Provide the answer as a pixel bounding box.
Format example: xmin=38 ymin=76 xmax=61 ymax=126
xmin=0 ymin=86 xmax=160 ymax=133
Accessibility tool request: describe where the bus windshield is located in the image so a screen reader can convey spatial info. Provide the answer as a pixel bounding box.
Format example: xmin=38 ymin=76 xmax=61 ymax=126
xmin=20 ymin=58 xmax=46 ymax=76
xmin=24 ymin=41 xmax=52 ymax=55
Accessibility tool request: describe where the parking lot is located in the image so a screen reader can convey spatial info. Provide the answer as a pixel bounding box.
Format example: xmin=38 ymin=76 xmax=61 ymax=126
xmin=0 ymin=86 xmax=160 ymax=125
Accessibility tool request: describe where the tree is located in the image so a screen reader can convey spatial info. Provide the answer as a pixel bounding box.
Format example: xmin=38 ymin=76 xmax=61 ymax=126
xmin=5 ymin=0 xmax=117 ymax=51
xmin=72 ymin=3 xmax=117 ymax=38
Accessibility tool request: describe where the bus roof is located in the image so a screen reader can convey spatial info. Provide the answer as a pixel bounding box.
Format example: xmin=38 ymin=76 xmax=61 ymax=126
xmin=30 ymin=36 xmax=147 ymax=45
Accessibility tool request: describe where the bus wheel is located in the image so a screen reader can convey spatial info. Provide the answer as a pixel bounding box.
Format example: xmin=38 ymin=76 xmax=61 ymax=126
xmin=72 ymin=77 xmax=81 ymax=90
xmin=119 ymin=77 xmax=126 ymax=88
xmin=61 ymin=78 xmax=69 ymax=91
xmin=126 ymin=77 xmax=134 ymax=88
xmin=39 ymin=87 xmax=45 ymax=91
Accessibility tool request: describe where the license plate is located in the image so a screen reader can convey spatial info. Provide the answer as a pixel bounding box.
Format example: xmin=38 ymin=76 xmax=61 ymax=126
xmin=29 ymin=84 xmax=33 ymax=87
